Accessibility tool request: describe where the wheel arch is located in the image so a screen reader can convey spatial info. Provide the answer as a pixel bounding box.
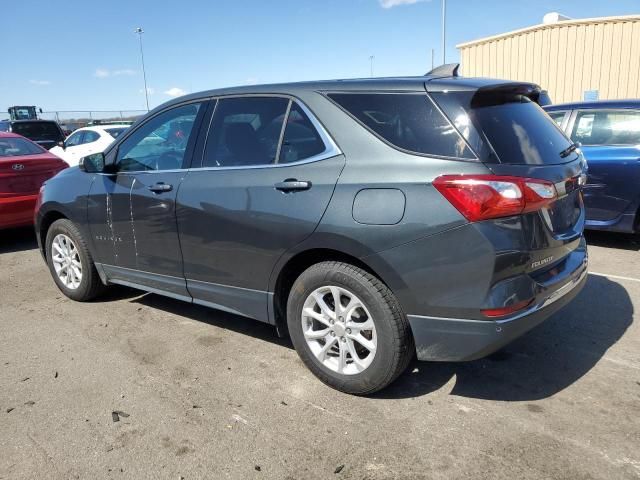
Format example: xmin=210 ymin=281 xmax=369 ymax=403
xmin=271 ymin=248 xmax=387 ymax=337
xmin=38 ymin=209 xmax=69 ymax=259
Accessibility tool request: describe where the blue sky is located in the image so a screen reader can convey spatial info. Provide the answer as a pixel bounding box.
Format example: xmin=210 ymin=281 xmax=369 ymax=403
xmin=2 ymin=0 xmax=638 ymax=113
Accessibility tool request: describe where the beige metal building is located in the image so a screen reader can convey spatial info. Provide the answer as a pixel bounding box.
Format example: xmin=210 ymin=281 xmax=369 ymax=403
xmin=457 ymin=14 xmax=640 ymax=104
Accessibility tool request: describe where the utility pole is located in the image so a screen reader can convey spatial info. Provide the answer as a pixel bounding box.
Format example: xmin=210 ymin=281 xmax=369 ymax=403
xmin=369 ymin=55 xmax=375 ymax=77
xmin=431 ymin=48 xmax=435 ymax=70
xmin=134 ymin=27 xmax=150 ymax=111
xmin=441 ymin=0 xmax=447 ymax=64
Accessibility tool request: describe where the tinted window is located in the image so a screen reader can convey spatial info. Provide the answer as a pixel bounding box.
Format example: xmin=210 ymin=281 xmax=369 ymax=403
xmin=571 ymin=110 xmax=640 ymax=146
xmin=547 ymin=111 xmax=567 ymax=127
xmin=11 ymin=121 xmax=62 ymax=142
xmin=65 ymin=131 xmax=84 ymax=147
xmin=279 ymin=103 xmax=326 ymax=163
xmin=0 ymin=137 xmax=44 ymax=157
xmin=104 ymin=127 xmax=127 ymax=139
xmin=0 ymin=121 xmax=9 ymax=132
xmin=83 ymin=131 xmax=100 ymax=143
xmin=203 ymin=97 xmax=289 ymax=167
xmin=328 ymin=93 xmax=474 ymax=159
xmin=117 ymin=103 xmax=201 ymax=172
xmin=433 ymin=91 xmax=574 ymax=165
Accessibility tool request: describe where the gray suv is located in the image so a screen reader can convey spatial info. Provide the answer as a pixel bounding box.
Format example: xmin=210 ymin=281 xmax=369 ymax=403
xmin=35 ymin=69 xmax=588 ymax=394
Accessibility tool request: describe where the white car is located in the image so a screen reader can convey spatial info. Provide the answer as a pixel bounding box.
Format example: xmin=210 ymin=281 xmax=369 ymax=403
xmin=50 ymin=125 xmax=129 ymax=166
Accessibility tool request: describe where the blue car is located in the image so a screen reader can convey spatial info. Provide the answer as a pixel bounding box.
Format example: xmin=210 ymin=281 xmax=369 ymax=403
xmin=544 ymin=101 xmax=640 ymax=233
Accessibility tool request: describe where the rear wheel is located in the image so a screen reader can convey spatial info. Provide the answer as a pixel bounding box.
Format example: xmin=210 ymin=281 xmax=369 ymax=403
xmin=45 ymin=219 xmax=106 ymax=301
xmin=287 ymin=261 xmax=414 ymax=395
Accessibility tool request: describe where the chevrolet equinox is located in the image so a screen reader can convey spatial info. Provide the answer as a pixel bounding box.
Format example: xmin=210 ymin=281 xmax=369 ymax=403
xmin=36 ymin=67 xmax=588 ymax=394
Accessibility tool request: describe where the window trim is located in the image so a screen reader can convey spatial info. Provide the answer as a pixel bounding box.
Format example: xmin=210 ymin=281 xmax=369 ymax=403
xmin=193 ymin=93 xmax=342 ymax=171
xmin=323 ymin=90 xmax=479 ymax=162
xmin=567 ymin=108 xmax=640 ymax=147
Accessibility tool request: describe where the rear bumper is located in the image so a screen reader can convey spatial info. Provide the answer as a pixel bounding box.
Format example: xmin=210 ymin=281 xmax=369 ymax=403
xmin=408 ymin=248 xmax=588 ymax=362
xmin=0 ymin=195 xmax=38 ymax=229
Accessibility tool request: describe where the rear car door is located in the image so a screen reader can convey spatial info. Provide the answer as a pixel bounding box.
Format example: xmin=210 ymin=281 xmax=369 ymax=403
xmin=88 ymin=101 xmax=206 ymax=298
xmin=569 ymin=109 xmax=640 ymax=222
xmin=177 ymin=96 xmax=344 ymax=321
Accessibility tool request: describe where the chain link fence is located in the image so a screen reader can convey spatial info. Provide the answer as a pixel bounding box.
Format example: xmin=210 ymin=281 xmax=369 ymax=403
xmin=39 ymin=110 xmax=148 ymax=131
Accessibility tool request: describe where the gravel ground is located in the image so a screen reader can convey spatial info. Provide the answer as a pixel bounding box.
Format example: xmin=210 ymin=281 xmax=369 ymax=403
xmin=1 ymin=227 xmax=638 ymax=480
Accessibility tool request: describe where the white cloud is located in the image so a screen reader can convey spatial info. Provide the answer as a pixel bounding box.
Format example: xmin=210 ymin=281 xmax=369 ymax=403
xmin=379 ymin=0 xmax=429 ymax=8
xmin=94 ymin=68 xmax=136 ymax=78
xmin=29 ymin=79 xmax=51 ymax=86
xmin=164 ymin=87 xmax=187 ymax=98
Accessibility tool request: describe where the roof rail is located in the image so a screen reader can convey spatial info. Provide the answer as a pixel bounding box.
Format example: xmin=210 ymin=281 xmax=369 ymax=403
xmin=425 ymin=63 xmax=460 ymax=78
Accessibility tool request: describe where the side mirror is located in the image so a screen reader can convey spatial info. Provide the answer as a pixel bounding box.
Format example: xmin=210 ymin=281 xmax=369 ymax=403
xmin=79 ymin=152 xmax=105 ymax=173
xmin=57 ymin=140 xmax=66 ymax=150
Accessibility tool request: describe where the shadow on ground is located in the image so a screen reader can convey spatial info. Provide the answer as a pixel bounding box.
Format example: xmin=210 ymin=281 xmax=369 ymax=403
xmin=0 ymin=227 xmax=38 ymax=254
xmin=375 ymin=274 xmax=633 ymax=400
xmin=586 ymin=230 xmax=639 ymax=251
xmin=127 ymin=274 xmax=633 ymax=402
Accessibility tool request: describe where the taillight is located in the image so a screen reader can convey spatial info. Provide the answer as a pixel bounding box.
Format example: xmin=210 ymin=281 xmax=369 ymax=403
xmin=433 ymin=174 xmax=557 ymax=222
xmin=481 ymin=299 xmax=533 ymax=318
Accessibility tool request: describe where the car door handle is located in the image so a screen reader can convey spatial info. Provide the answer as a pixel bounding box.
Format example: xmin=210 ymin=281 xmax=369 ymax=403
xmin=148 ymin=182 xmax=173 ymax=193
xmin=274 ymin=179 xmax=312 ymax=192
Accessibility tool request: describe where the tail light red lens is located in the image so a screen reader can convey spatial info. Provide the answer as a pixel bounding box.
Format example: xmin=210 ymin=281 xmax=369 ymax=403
xmin=433 ymin=174 xmax=557 ymax=222
xmin=481 ymin=299 xmax=533 ymax=318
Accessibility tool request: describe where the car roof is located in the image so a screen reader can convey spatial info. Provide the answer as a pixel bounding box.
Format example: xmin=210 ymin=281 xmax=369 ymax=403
xmin=544 ymin=99 xmax=640 ymax=111
xmin=150 ymin=76 xmax=538 ymax=113
xmin=0 ymin=131 xmax=22 ymax=139
xmin=75 ymin=125 xmax=130 ymax=133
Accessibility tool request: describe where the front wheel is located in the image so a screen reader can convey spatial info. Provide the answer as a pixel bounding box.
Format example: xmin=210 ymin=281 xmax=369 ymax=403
xmin=287 ymin=261 xmax=414 ymax=395
xmin=45 ymin=219 xmax=106 ymax=301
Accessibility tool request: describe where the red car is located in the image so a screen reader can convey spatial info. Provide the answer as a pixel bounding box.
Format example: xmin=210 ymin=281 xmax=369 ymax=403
xmin=0 ymin=132 xmax=68 ymax=229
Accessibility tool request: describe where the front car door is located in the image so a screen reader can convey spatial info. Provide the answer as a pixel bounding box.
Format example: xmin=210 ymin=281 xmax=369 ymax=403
xmin=88 ymin=101 xmax=206 ymax=299
xmin=569 ymin=109 xmax=640 ymax=226
xmin=177 ymin=96 xmax=344 ymax=321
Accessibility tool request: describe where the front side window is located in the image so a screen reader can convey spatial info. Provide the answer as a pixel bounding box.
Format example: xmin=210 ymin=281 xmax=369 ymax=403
xmin=203 ymin=97 xmax=289 ymax=167
xmin=571 ymin=110 xmax=640 ymax=146
xmin=328 ymin=93 xmax=475 ymax=159
xmin=65 ymin=131 xmax=84 ymax=147
xmin=0 ymin=137 xmax=44 ymax=157
xmin=117 ymin=103 xmax=201 ymax=172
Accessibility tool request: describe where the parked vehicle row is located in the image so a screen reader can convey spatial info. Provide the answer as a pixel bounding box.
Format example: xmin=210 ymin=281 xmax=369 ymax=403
xmin=50 ymin=124 xmax=130 ymax=166
xmin=35 ymin=71 xmax=588 ymax=393
xmin=0 ymin=132 xmax=68 ymax=229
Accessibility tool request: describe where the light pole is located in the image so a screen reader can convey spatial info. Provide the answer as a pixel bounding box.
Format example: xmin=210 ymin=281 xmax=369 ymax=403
xmin=134 ymin=27 xmax=150 ymax=111
xmin=369 ymin=55 xmax=375 ymax=77
xmin=441 ymin=0 xmax=447 ymax=64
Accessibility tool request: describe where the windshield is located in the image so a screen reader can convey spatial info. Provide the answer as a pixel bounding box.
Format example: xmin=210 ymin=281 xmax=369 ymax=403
xmin=104 ymin=127 xmax=128 ymax=139
xmin=11 ymin=122 xmax=62 ymax=141
xmin=0 ymin=137 xmax=45 ymax=157
xmin=432 ymin=91 xmax=575 ymax=165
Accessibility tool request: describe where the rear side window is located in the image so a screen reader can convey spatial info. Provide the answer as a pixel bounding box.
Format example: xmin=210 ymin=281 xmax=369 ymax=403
xmin=104 ymin=127 xmax=127 ymax=139
xmin=547 ymin=111 xmax=567 ymax=127
xmin=83 ymin=131 xmax=100 ymax=143
xmin=571 ymin=110 xmax=640 ymax=146
xmin=203 ymin=97 xmax=289 ymax=167
xmin=328 ymin=93 xmax=474 ymax=159
xmin=279 ymin=103 xmax=326 ymax=163
xmin=432 ymin=91 xmax=574 ymax=165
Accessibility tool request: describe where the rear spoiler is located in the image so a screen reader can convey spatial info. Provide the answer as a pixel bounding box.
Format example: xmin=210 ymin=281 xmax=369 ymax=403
xmin=471 ymin=83 xmax=551 ymax=108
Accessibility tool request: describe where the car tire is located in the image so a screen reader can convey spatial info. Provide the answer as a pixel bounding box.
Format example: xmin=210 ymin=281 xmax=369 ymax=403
xmin=287 ymin=261 xmax=414 ymax=395
xmin=45 ymin=219 xmax=106 ymax=302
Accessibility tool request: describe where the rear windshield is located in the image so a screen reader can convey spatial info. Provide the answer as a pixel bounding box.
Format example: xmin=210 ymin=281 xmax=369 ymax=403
xmin=0 ymin=137 xmax=44 ymax=157
xmin=327 ymin=93 xmax=475 ymax=159
xmin=432 ymin=91 xmax=575 ymax=165
xmin=11 ymin=122 xmax=62 ymax=141
xmin=104 ymin=127 xmax=128 ymax=139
